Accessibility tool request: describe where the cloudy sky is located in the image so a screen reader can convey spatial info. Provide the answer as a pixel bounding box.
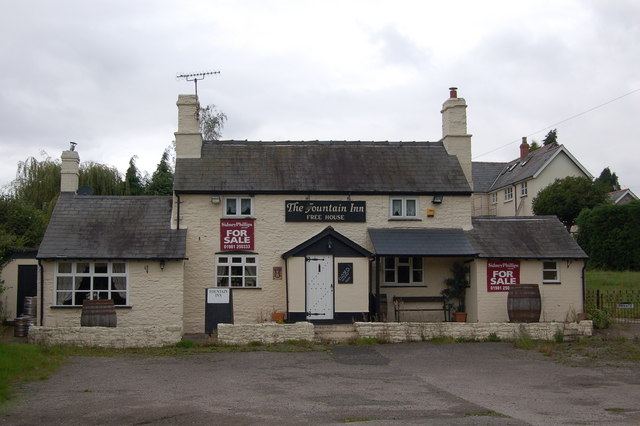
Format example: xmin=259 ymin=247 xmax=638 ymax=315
xmin=1 ymin=0 xmax=639 ymax=193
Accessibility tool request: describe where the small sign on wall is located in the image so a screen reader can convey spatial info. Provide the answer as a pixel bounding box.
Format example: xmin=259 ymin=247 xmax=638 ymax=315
xmin=273 ymin=266 xmax=282 ymax=280
xmin=487 ymin=260 xmax=520 ymax=292
xmin=338 ymin=262 xmax=354 ymax=284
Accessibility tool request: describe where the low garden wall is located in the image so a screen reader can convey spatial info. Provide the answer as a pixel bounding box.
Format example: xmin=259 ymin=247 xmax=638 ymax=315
xmin=27 ymin=326 xmax=182 ymax=348
xmin=354 ymin=321 xmax=593 ymax=343
xmin=217 ymin=322 xmax=315 ymax=345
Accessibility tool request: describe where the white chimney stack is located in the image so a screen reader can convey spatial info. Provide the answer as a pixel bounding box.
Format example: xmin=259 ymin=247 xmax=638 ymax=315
xmin=175 ymin=94 xmax=203 ymax=158
xmin=60 ymin=143 xmax=80 ymax=193
xmin=441 ymin=87 xmax=472 ymax=188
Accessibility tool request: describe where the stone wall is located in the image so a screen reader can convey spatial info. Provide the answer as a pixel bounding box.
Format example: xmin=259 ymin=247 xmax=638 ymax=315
xmin=217 ymin=322 xmax=315 ymax=345
xmin=28 ymin=326 xmax=182 ymax=348
xmin=354 ymin=321 xmax=593 ymax=343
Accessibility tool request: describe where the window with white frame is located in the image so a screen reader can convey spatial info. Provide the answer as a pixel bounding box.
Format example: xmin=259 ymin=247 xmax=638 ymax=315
xmin=504 ymin=187 xmax=513 ymax=202
xmin=55 ymin=262 xmax=128 ymax=306
xmin=390 ymin=197 xmax=418 ymax=218
xmin=383 ymin=256 xmax=423 ymax=285
xmin=225 ymin=197 xmax=253 ymax=217
xmin=216 ymin=255 xmax=258 ymax=287
xmin=520 ymin=181 xmax=528 ymax=197
xmin=490 ymin=192 xmax=498 ymax=204
xmin=542 ymin=261 xmax=560 ymax=283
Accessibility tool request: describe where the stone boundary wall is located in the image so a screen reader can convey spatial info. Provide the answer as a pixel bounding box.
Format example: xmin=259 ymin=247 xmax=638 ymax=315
xmin=217 ymin=322 xmax=315 ymax=345
xmin=354 ymin=321 xmax=593 ymax=343
xmin=28 ymin=326 xmax=182 ymax=348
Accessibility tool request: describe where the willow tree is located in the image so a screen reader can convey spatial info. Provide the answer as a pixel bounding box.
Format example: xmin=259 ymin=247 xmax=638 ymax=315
xmin=10 ymin=155 xmax=61 ymax=210
xmin=79 ymin=162 xmax=124 ymax=195
xmin=199 ymin=104 xmax=227 ymax=141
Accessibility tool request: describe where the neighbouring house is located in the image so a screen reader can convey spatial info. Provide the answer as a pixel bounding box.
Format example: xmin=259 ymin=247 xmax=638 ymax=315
xmin=0 ymin=250 xmax=38 ymax=322
xmin=607 ymin=188 xmax=638 ymax=205
xmin=473 ymin=139 xmax=593 ymax=217
xmin=34 ymin=88 xmax=587 ymax=339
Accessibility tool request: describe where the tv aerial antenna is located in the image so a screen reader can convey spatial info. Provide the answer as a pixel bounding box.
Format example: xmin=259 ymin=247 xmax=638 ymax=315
xmin=176 ymin=71 xmax=220 ymax=96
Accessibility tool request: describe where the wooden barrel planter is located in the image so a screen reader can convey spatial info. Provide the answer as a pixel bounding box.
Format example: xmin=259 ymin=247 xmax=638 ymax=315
xmin=507 ymin=284 xmax=541 ymax=323
xmin=81 ymin=299 xmax=117 ymax=327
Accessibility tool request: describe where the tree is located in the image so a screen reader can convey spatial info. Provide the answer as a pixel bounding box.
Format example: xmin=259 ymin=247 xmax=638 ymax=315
xmin=9 ymin=155 xmax=61 ymax=210
xmin=0 ymin=196 xmax=48 ymax=265
xmin=542 ymin=129 xmax=557 ymax=146
xmin=532 ymin=176 xmax=609 ymax=230
xmin=595 ymin=167 xmax=620 ymax=191
xmin=529 ymin=141 xmax=541 ymax=152
xmin=79 ymin=162 xmax=124 ymax=195
xmin=146 ymin=149 xmax=174 ymax=195
xmin=199 ymin=104 xmax=227 ymax=140
xmin=576 ymin=202 xmax=640 ymax=270
xmin=123 ymin=156 xmax=146 ymax=195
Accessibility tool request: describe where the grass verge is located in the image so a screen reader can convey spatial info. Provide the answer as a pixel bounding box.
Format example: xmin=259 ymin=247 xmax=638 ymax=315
xmin=586 ymin=270 xmax=640 ymax=291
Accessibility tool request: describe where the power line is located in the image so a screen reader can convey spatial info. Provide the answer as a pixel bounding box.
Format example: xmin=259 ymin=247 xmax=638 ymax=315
xmin=473 ymin=87 xmax=640 ymax=159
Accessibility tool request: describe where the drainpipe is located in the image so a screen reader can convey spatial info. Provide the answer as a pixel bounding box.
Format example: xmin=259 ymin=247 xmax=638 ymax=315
xmin=581 ymin=260 xmax=586 ymax=313
xmin=176 ymin=193 xmax=181 ymax=230
xmin=375 ymin=256 xmax=381 ymax=321
xmin=513 ymin=184 xmax=518 ymax=215
xmin=38 ymin=259 xmax=44 ymax=326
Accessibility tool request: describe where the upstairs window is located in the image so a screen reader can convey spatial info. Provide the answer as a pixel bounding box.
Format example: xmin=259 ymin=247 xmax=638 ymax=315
xmin=520 ymin=182 xmax=528 ymax=197
xmin=543 ymin=261 xmax=560 ymax=283
xmin=383 ymin=256 xmax=423 ymax=285
xmin=390 ymin=197 xmax=418 ymax=219
xmin=225 ymin=197 xmax=253 ymax=217
xmin=504 ymin=187 xmax=513 ymax=202
xmin=490 ymin=192 xmax=498 ymax=204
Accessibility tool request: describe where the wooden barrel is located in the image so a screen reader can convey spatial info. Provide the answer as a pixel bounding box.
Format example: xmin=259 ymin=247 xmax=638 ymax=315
xmin=507 ymin=284 xmax=541 ymax=323
xmin=14 ymin=317 xmax=28 ymax=337
xmin=81 ymin=299 xmax=117 ymax=327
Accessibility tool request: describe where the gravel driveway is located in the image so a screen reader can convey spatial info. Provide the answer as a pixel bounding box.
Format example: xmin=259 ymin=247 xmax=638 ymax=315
xmin=1 ymin=342 xmax=639 ymax=425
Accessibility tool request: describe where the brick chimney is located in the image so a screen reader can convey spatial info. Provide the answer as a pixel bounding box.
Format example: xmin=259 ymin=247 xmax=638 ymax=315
xmin=520 ymin=137 xmax=530 ymax=161
xmin=60 ymin=143 xmax=79 ymax=193
xmin=441 ymin=87 xmax=472 ymax=188
xmin=175 ymin=94 xmax=203 ymax=159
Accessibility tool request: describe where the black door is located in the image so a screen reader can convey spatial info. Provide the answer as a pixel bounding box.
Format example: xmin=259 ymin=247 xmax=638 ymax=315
xmin=17 ymin=265 xmax=37 ymax=317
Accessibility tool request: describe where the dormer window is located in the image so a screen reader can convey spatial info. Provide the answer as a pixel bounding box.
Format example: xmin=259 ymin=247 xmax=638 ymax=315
xmin=225 ymin=197 xmax=253 ymax=217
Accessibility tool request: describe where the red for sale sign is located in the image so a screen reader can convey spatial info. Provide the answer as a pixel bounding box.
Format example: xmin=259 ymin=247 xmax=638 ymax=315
xmin=487 ymin=260 xmax=520 ymax=292
xmin=220 ymin=219 xmax=254 ymax=251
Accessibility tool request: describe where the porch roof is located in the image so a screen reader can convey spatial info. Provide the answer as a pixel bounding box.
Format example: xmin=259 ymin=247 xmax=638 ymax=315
xmin=368 ymin=228 xmax=477 ymax=257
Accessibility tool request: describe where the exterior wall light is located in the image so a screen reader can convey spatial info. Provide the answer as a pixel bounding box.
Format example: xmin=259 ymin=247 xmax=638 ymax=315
xmin=211 ymin=195 xmax=221 ymax=204
xmin=160 ymin=260 xmax=166 ymax=271
xmin=432 ymin=195 xmax=444 ymax=204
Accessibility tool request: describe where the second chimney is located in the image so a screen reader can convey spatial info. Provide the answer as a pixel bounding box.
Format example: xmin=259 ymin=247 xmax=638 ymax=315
xmin=520 ymin=137 xmax=530 ymax=161
xmin=60 ymin=145 xmax=80 ymax=193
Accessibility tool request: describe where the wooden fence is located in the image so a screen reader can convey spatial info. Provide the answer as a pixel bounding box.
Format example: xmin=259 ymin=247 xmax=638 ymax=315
xmin=585 ymin=289 xmax=640 ymax=323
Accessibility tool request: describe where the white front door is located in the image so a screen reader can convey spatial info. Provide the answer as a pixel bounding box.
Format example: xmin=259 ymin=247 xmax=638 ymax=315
xmin=306 ymin=256 xmax=334 ymax=320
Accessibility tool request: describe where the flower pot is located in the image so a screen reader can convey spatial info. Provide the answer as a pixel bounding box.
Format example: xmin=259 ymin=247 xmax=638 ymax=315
xmin=271 ymin=312 xmax=286 ymax=324
xmin=454 ymin=312 xmax=467 ymax=322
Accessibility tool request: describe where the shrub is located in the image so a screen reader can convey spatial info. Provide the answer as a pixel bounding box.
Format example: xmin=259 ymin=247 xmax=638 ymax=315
xmin=588 ymin=308 xmax=612 ymax=329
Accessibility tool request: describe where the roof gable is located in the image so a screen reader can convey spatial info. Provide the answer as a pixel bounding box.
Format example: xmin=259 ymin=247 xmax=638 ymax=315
xmin=174 ymin=140 xmax=471 ymax=194
xmin=282 ymin=226 xmax=373 ymax=258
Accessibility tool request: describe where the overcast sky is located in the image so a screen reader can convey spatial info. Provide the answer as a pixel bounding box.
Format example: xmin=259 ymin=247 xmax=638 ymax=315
xmin=1 ymin=0 xmax=639 ymax=193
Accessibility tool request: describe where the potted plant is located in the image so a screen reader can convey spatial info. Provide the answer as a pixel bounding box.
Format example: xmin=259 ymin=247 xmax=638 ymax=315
xmin=441 ymin=262 xmax=469 ymax=322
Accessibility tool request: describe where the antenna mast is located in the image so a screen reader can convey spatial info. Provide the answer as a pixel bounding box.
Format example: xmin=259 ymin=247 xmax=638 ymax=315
xmin=176 ymin=71 xmax=220 ymax=96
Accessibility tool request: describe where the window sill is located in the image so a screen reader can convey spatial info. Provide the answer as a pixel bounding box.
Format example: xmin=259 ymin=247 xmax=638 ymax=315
xmin=503 ymin=200 xmax=513 ymax=203
xmin=543 ymin=281 xmax=561 ymax=285
xmin=218 ymin=287 xmax=262 ymax=290
xmin=50 ymin=305 xmax=132 ymax=309
xmin=222 ymin=216 xmax=255 ymax=220
xmin=381 ymin=284 xmax=427 ymax=288
xmin=388 ymin=218 xmax=422 ymax=221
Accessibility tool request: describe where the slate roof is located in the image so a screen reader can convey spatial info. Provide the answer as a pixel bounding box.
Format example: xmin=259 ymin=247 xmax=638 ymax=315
xmin=472 ymin=144 xmax=591 ymax=193
xmin=368 ymin=228 xmax=477 ymax=256
xmin=608 ymin=188 xmax=638 ymax=204
xmin=37 ymin=194 xmax=187 ymax=260
xmin=468 ymin=216 xmax=588 ymax=259
xmin=174 ymin=140 xmax=471 ymax=194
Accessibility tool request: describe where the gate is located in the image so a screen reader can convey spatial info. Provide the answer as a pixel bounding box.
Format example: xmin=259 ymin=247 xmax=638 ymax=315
xmin=586 ymin=289 xmax=640 ymax=323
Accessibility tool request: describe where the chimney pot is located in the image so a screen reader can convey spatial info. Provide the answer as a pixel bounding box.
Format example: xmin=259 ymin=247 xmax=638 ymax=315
xmin=449 ymin=87 xmax=458 ymax=98
xmin=520 ymin=137 xmax=530 ymax=161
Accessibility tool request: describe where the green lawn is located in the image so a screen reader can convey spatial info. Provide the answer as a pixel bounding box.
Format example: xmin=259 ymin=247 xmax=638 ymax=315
xmin=586 ymin=270 xmax=640 ymax=291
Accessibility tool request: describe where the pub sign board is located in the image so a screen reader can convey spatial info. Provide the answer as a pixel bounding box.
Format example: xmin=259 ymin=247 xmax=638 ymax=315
xmin=487 ymin=260 xmax=520 ymax=292
xmin=285 ymin=200 xmax=366 ymax=222
xmin=220 ymin=219 xmax=254 ymax=251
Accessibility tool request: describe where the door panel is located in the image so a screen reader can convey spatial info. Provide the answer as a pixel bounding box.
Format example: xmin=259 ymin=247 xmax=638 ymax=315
xmin=306 ymin=256 xmax=333 ymax=320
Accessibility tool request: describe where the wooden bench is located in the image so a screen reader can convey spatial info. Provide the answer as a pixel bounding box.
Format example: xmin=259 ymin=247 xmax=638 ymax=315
xmin=393 ymin=296 xmax=452 ymax=322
